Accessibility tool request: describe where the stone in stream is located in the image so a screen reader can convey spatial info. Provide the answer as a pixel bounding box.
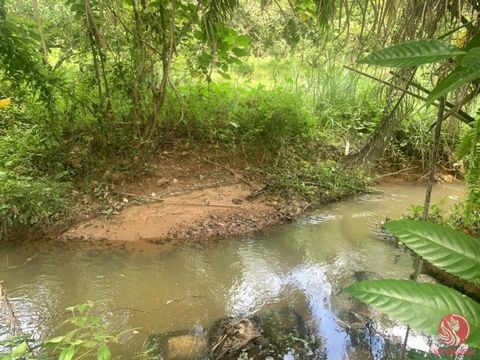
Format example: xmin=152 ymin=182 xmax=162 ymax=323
xmin=208 ymin=307 xmax=319 ymax=359
xmin=143 ymin=331 xmax=207 ymax=360
xmin=352 ymin=270 xmax=382 ymax=282
xmin=145 ymin=308 xmax=319 ymax=359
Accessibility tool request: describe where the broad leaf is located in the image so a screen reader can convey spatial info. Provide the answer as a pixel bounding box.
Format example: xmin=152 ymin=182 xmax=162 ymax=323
xmin=10 ymin=342 xmax=28 ymax=359
xmin=346 ymin=280 xmax=480 ymax=347
xmin=45 ymin=335 xmax=65 ymax=345
xmin=384 ymin=220 xmax=480 ymax=283
xmin=97 ymin=344 xmax=111 ymax=360
xmin=427 ymin=46 xmax=480 ymax=104
xmin=426 ymin=67 xmax=476 ymax=104
xmin=359 ymin=40 xmax=465 ymax=67
xmin=59 ymin=347 xmax=75 ymax=360
xmin=385 ymin=220 xmax=480 ymax=282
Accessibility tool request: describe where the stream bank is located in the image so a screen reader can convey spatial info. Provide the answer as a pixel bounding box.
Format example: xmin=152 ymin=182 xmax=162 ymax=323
xmin=59 ymin=146 xmax=463 ymax=253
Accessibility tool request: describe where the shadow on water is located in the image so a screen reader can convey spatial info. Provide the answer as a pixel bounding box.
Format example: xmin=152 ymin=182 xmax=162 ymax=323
xmin=0 ymin=183 xmax=468 ymax=359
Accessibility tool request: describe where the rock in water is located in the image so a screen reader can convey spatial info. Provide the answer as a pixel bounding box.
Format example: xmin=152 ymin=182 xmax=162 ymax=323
xmin=167 ymin=335 xmax=207 ymax=360
xmin=212 ymin=319 xmax=263 ymax=358
xmin=143 ymin=332 xmax=207 ymax=360
xmin=209 ymin=308 xmax=315 ymax=359
xmin=257 ymin=307 xmax=306 ymax=347
xmin=353 ymin=270 xmax=382 ymax=282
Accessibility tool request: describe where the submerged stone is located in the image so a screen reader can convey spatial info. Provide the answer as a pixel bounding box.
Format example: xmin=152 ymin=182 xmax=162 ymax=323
xmin=352 ymin=270 xmax=382 ymax=282
xmin=143 ymin=331 xmax=207 ymax=360
xmin=257 ymin=307 xmax=306 ymax=347
xmin=167 ymin=335 xmax=207 ymax=360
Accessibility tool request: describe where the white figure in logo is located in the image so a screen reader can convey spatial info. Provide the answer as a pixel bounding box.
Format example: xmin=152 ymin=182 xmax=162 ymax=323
xmin=440 ymin=316 xmax=461 ymax=346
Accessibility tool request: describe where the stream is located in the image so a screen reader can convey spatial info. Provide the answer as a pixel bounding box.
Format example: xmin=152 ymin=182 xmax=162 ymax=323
xmin=0 ymin=183 xmax=466 ymax=359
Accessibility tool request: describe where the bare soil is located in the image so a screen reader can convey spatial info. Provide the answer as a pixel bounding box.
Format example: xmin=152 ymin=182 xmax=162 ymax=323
xmin=60 ymin=147 xmax=291 ymax=251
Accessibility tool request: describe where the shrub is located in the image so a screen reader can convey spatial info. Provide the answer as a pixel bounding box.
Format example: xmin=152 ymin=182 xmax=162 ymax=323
xmin=268 ymin=158 xmax=371 ymax=204
xmin=0 ymin=171 xmax=72 ymax=237
xmin=162 ymin=83 xmax=316 ymax=154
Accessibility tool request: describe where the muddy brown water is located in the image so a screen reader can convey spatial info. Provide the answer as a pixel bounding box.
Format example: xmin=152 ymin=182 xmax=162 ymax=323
xmin=0 ymin=183 xmax=466 ymax=359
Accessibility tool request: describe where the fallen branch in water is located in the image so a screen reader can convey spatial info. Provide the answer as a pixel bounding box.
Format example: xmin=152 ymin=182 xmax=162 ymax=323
xmin=6 ymin=254 xmax=39 ymax=269
xmin=0 ymin=282 xmax=23 ymax=336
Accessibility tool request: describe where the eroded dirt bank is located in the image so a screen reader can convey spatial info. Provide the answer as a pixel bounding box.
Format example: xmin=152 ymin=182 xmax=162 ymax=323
xmin=59 ymin=148 xmax=463 ymax=252
xmin=61 ymin=148 xmax=294 ymax=251
xmin=64 ymin=183 xmax=280 ymax=242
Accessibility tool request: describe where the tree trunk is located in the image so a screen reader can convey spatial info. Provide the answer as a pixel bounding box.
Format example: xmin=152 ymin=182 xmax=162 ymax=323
xmin=131 ymin=0 xmax=147 ymax=133
xmin=31 ymin=0 xmax=49 ymax=65
xmin=147 ymin=0 xmax=176 ymax=139
xmin=84 ymin=0 xmax=115 ymax=125
xmin=423 ymin=97 xmax=445 ymax=219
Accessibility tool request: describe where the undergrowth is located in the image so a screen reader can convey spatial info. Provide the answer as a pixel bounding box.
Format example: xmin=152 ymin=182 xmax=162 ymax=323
xmin=267 ymin=157 xmax=371 ymax=205
xmin=162 ymin=83 xmax=316 ymax=155
xmin=0 ymin=62 xmax=453 ymax=239
xmin=406 ymin=201 xmax=480 ymax=237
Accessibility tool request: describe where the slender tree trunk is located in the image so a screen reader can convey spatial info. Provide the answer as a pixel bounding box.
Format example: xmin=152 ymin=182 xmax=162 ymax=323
xmin=131 ymin=0 xmax=146 ymax=132
xmin=31 ymin=0 xmax=49 ymax=65
xmin=344 ymin=69 xmax=416 ymax=166
xmin=148 ymin=0 xmax=176 ymax=139
xmin=423 ymin=97 xmax=445 ymax=219
xmin=85 ymin=0 xmax=113 ymax=121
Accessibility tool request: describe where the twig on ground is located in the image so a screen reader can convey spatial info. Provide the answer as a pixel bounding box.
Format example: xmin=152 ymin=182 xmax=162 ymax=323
xmin=190 ymin=152 xmax=261 ymax=190
xmin=156 ymin=180 xmax=238 ymax=198
xmin=115 ymin=191 xmax=239 ymax=209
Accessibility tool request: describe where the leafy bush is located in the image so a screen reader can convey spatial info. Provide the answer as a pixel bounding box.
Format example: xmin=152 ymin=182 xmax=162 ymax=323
xmin=0 ymin=125 xmax=53 ymax=176
xmin=1 ymin=303 xmax=117 ymax=360
xmin=268 ymin=159 xmax=371 ymax=204
xmin=407 ymin=202 xmax=480 ymax=238
xmin=0 ymin=171 xmax=72 ymax=236
xmin=163 ymin=83 xmax=316 ymax=154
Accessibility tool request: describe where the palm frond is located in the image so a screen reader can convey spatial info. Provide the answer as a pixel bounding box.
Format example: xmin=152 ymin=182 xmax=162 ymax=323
xmin=315 ymin=0 xmax=336 ymax=29
xmin=203 ymin=0 xmax=239 ymax=40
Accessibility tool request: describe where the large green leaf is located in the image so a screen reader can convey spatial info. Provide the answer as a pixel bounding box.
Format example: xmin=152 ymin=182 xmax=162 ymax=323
xmin=346 ymin=280 xmax=480 ymax=347
xmin=426 ymin=46 xmax=480 ymax=104
xmin=384 ymin=220 xmax=480 ymax=283
xmin=426 ymin=66 xmax=479 ymax=105
xmin=358 ymin=40 xmax=465 ymax=67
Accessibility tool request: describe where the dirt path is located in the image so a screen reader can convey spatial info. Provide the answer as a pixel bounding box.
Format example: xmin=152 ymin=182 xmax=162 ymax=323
xmin=61 ymin=148 xmax=287 ymax=251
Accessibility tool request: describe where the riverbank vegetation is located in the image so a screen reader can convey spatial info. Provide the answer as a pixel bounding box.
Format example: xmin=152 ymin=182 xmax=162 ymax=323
xmin=2 ymin=1 xmax=480 ymax=358
xmin=3 ymin=0 xmax=479 ymax=240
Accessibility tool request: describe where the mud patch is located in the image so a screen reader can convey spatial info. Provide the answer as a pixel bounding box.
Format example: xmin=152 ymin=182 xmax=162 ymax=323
xmin=62 ymin=183 xmax=281 ymax=248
